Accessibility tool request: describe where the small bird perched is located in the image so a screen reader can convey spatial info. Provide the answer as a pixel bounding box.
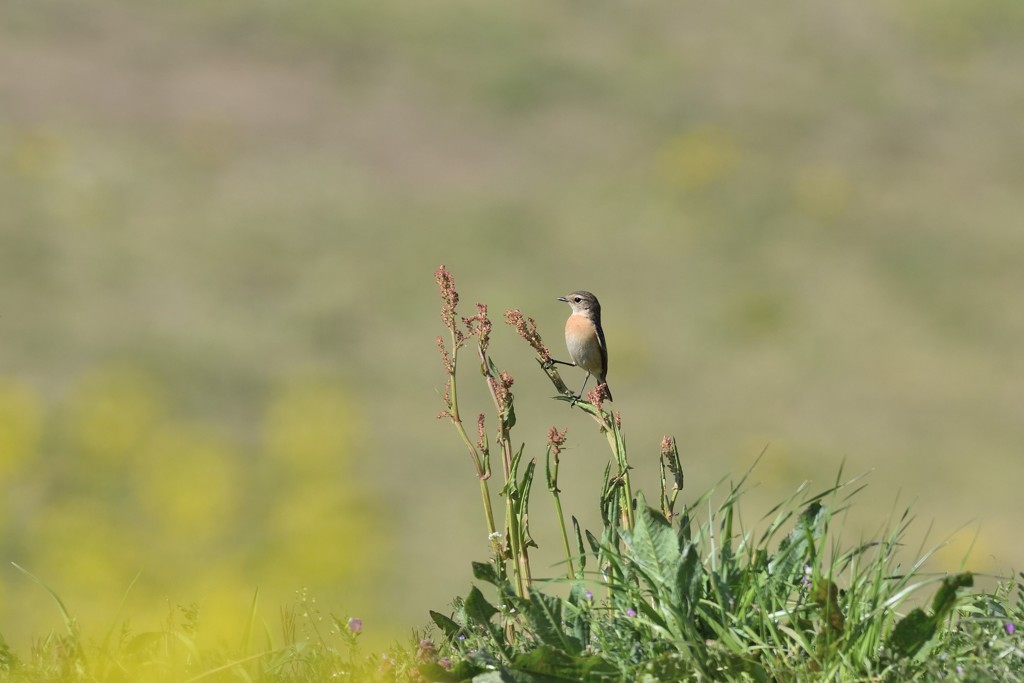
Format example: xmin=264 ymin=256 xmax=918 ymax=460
xmin=555 ymin=290 xmax=613 ymax=401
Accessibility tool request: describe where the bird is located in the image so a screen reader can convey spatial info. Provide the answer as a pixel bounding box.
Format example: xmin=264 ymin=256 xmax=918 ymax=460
xmin=554 ymin=290 xmax=613 ymax=401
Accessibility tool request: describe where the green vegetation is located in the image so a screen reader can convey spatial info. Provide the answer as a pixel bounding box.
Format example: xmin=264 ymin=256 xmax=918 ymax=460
xmin=2 ymin=0 xmax=1024 ymax=678
xmin=422 ymin=267 xmax=1024 ymax=681
xmin=3 ymin=266 xmax=1021 ymax=682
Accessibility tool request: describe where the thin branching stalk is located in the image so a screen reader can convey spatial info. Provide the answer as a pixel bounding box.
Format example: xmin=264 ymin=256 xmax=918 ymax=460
xmin=435 ymin=267 xmax=498 ymax=543
xmin=476 ymin=340 xmax=532 ymax=596
xmin=437 ymin=270 xmax=534 ymax=597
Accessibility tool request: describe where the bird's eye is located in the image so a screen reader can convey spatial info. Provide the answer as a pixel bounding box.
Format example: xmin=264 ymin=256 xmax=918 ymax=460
xmin=574 ymin=296 xmax=582 ymax=303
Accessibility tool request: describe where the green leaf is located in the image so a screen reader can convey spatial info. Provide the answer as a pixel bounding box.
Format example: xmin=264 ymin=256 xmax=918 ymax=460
xmin=416 ymin=661 xmax=461 ymax=683
xmin=429 ymin=610 xmax=463 ymax=641
xmin=473 ymin=561 xmax=501 ymax=586
xmin=516 ymin=457 xmax=537 ymax=549
xmin=585 ymin=529 xmax=602 ymax=556
xmin=622 ymin=492 xmax=679 ymax=588
xmin=932 ymin=572 xmax=973 ymax=617
xmin=545 ymin=446 xmax=556 ymax=491
xmin=512 ymin=645 xmax=618 ymax=682
xmin=770 ymin=501 xmax=826 ymax=582
xmin=467 ymin=672 xmax=515 ymax=683
xmin=11 ymin=563 xmax=79 ymax=640
xmin=571 ymin=517 xmax=587 ymax=573
xmin=674 ymin=544 xmax=702 ymax=610
xmin=449 ymin=657 xmax=490 ymax=681
xmin=566 ymin=583 xmax=592 ymax=646
xmin=465 ymin=586 xmax=498 ymax=625
xmin=518 ymin=456 xmax=536 ymax=502
xmin=888 ymin=572 xmax=973 ymax=659
xmin=473 ymin=561 xmax=519 ymax=607
xmin=465 ymin=586 xmax=510 ymax=659
xmin=676 ymin=507 xmax=693 ymax=547
xmin=889 ymin=608 xmax=935 ymax=658
xmin=527 ymin=592 xmax=582 ymax=655
xmin=506 ymin=444 xmax=525 ymax=495
xmin=503 ymin=401 xmax=517 ymax=431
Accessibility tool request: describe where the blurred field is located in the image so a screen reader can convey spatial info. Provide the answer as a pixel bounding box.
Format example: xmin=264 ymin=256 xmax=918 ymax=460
xmin=2 ymin=0 xmax=1024 ymax=651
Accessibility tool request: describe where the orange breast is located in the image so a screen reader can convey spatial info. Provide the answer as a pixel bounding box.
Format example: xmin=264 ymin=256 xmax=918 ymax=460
xmin=565 ymin=315 xmax=603 ymax=374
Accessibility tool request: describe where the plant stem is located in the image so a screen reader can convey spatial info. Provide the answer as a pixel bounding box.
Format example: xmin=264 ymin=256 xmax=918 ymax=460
xmin=479 ymin=478 xmax=497 ymax=543
xmin=478 ymin=344 xmax=532 ymax=597
xmin=447 ymin=334 xmax=497 ymax=538
xmin=600 ymin=411 xmax=634 ymax=530
xmin=506 ymin=498 xmax=527 ymax=597
xmin=553 ymin=493 xmax=575 ymax=578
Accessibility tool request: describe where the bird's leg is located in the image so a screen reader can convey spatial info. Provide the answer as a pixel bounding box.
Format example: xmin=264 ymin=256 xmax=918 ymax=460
xmin=572 ymin=373 xmax=592 ymax=405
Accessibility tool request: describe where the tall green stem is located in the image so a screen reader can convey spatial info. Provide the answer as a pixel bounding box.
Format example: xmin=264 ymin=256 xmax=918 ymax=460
xmin=448 ymin=335 xmax=497 ymax=538
xmin=553 ymin=494 xmax=575 ymax=578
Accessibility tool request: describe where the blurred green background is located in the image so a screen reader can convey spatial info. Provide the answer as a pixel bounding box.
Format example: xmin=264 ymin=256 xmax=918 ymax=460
xmin=2 ymin=0 xmax=1023 ymax=650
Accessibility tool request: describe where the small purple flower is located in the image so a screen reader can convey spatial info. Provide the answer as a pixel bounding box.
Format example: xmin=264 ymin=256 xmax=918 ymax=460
xmin=1006 ymin=621 xmax=1016 ymax=635
xmin=626 ymin=608 xmax=637 ymax=618
xmin=801 ymin=563 xmax=813 ymax=589
xmin=585 ymin=590 xmax=594 ymax=601
xmin=956 ymin=665 xmax=964 ymax=677
xmin=457 ymin=633 xmax=466 ymax=641
xmin=347 ymin=617 xmax=363 ymax=634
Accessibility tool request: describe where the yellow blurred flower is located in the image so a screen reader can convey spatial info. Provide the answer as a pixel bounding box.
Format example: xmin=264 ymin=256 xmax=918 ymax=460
xmin=264 ymin=380 xmax=358 ymax=471
xmin=261 ymin=379 xmax=380 ymax=586
xmin=69 ymin=366 xmax=164 ymax=464
xmin=0 ymin=380 xmax=43 ymax=478
xmin=264 ymin=480 xmax=379 ymax=586
xmin=31 ymin=497 xmax=138 ymax=590
xmin=135 ymin=423 xmax=239 ymax=543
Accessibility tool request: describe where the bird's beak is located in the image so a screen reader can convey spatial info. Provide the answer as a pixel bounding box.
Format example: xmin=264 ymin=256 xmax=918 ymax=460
xmin=556 ymin=296 xmax=568 ymax=302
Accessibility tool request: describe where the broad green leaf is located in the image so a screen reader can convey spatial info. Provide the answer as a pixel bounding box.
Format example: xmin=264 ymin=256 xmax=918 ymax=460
xmin=465 ymin=586 xmax=509 ymax=658
xmin=429 ymin=610 xmax=463 ymax=641
xmin=889 ymin=572 xmax=973 ymax=659
xmin=465 ymin=586 xmax=498 ymax=625
xmin=674 ymin=544 xmax=702 ymax=609
xmin=470 ymin=669 xmax=518 ymax=683
xmin=931 ymin=572 xmax=973 ymax=617
xmin=770 ymin=501 xmax=826 ymax=582
xmin=623 ymin=492 xmax=679 ymax=587
xmin=512 ymin=645 xmax=618 ymax=682
xmin=527 ymin=592 xmax=582 ymax=655
xmin=889 ymin=608 xmax=934 ymax=658
xmin=416 ymin=661 xmax=461 ymax=683
xmin=566 ymin=583 xmax=592 ymax=646
xmin=473 ymin=561 xmax=501 ymax=586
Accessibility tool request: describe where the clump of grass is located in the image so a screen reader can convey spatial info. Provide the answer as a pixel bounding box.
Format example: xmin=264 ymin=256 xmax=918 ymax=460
xmin=0 ymin=575 xmax=441 ymax=683
xmin=429 ymin=265 xmax=1024 ymax=682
